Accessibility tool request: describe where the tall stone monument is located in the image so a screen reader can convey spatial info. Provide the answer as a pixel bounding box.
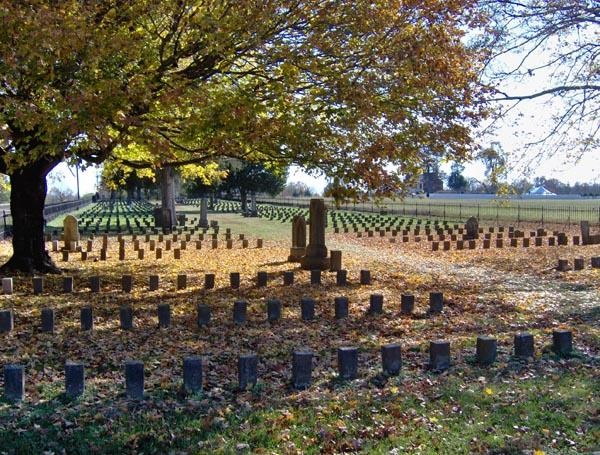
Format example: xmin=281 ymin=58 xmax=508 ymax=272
xmin=301 ymin=199 xmax=329 ymax=270
xmin=199 ymin=197 xmax=209 ymax=228
xmin=288 ymin=215 xmax=307 ymax=262
xmin=63 ymin=215 xmax=80 ymax=251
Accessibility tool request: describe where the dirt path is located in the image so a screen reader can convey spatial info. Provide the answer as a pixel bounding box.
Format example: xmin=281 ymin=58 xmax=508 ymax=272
xmin=331 ymin=237 xmax=600 ymax=318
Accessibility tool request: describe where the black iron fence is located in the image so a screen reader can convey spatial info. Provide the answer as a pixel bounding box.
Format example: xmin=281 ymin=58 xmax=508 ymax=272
xmin=248 ymin=196 xmax=600 ymax=226
xmin=1 ymin=197 xmax=93 ymax=238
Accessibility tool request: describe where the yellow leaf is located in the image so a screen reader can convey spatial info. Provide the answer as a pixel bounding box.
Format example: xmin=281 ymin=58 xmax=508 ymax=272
xmin=484 ymin=387 xmax=494 ymax=396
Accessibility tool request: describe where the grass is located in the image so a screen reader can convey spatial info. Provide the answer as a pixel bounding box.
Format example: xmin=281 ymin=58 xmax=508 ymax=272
xmin=1 ymin=368 xmax=596 ymax=453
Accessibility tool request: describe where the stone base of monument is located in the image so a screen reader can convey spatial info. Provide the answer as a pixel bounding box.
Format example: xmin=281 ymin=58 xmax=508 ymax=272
xmin=300 ymin=255 xmax=330 ymax=270
xmin=288 ymin=247 xmax=306 ymax=262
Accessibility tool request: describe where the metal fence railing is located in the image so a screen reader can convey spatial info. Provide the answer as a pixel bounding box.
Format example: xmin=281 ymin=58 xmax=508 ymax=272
xmin=247 ymin=195 xmax=600 ymax=226
xmin=1 ymin=197 xmax=93 ymax=238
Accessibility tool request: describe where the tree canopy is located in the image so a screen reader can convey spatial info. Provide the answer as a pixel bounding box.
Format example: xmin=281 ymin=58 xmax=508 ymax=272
xmin=2 ymin=0 xmax=489 ymax=187
xmin=478 ymin=0 xmax=599 ymax=159
xmin=0 ymin=0 xmax=489 ymax=272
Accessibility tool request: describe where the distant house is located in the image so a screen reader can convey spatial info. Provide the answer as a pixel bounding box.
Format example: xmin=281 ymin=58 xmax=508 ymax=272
xmin=528 ymin=186 xmax=556 ymax=196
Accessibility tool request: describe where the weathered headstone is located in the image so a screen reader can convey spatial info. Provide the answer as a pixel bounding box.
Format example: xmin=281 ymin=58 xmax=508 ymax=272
xmin=41 ymin=308 xmax=55 ymax=333
xmin=476 ymin=336 xmax=497 ymax=366
xmin=338 ymin=347 xmax=358 ymax=380
xmin=266 ymin=299 xmax=281 ymax=322
xmin=329 ymin=250 xmax=342 ymax=272
xmin=80 ymin=306 xmax=93 ymax=331
xmin=63 ymin=215 xmax=80 ymax=251
xmin=429 ymin=340 xmax=450 ymax=371
xmin=63 ymin=276 xmax=74 ymax=293
xmin=300 ymin=297 xmax=315 ymax=321
xmin=65 ymin=361 xmax=85 ymax=398
xmin=4 ymin=364 xmax=24 ymax=401
xmin=400 ymin=294 xmax=414 ymax=315
xmin=514 ymin=333 xmax=534 ymax=358
xmin=197 ymin=304 xmax=211 ymax=326
xmin=552 ymin=330 xmax=572 ymax=355
xmin=120 ymin=306 xmax=133 ymax=330
xmin=2 ymin=277 xmax=13 ymax=295
xmin=334 ymin=296 xmax=349 ymax=319
xmin=300 ymin=199 xmax=329 ymax=270
xmin=429 ymin=292 xmax=443 ymax=314
xmin=183 ymin=356 xmax=203 ymax=393
xmin=292 ymin=350 xmax=313 ymax=390
xmin=381 ymin=343 xmax=402 ymax=376
xmin=157 ymin=303 xmax=171 ymax=328
xmin=369 ymin=294 xmax=384 ymax=314
xmin=238 ymin=354 xmax=258 ymax=390
xmin=233 ymin=300 xmax=247 ymax=324
xmin=283 ymin=271 xmax=294 ymax=286
xmin=465 ymin=217 xmax=479 ymax=240
xmin=0 ymin=309 xmax=14 ymax=332
xmin=125 ymin=360 xmax=144 ymax=399
xmin=288 ymin=215 xmax=307 ymax=262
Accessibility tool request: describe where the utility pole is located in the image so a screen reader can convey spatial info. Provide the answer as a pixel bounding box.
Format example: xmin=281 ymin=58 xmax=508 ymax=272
xmin=76 ymin=160 xmax=80 ymax=200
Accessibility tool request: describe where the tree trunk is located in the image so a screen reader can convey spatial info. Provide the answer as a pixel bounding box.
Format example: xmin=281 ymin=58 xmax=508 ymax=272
xmin=0 ymin=159 xmax=60 ymax=274
xmin=240 ymin=189 xmax=247 ymax=213
xmin=159 ymin=166 xmax=177 ymax=233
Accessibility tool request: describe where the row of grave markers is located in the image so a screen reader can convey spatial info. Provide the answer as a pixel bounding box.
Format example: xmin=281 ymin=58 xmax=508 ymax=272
xmin=1 ymin=269 xmax=375 ymax=296
xmin=2 ymin=330 xmax=574 ymax=401
xmin=0 ymin=292 xmax=444 ymax=333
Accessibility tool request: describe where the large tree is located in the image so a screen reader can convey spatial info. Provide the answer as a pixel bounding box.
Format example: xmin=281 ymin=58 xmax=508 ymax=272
xmin=219 ymin=161 xmax=287 ymax=212
xmin=1 ymin=0 xmax=488 ymax=273
xmin=478 ymin=0 xmax=599 ymax=160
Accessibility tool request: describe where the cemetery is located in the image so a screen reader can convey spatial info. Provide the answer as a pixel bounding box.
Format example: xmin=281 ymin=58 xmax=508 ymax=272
xmin=0 ymin=197 xmax=597 ymax=453
xmin=1 ymin=1 xmax=599 ymax=453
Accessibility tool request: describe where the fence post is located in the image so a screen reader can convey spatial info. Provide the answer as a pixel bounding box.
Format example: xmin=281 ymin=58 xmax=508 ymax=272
xmin=541 ymin=205 xmax=544 ymax=226
xmin=459 ymin=203 xmax=462 ymax=220
xmin=443 ymin=203 xmax=446 ymax=222
xmin=517 ymin=203 xmax=520 ymax=224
